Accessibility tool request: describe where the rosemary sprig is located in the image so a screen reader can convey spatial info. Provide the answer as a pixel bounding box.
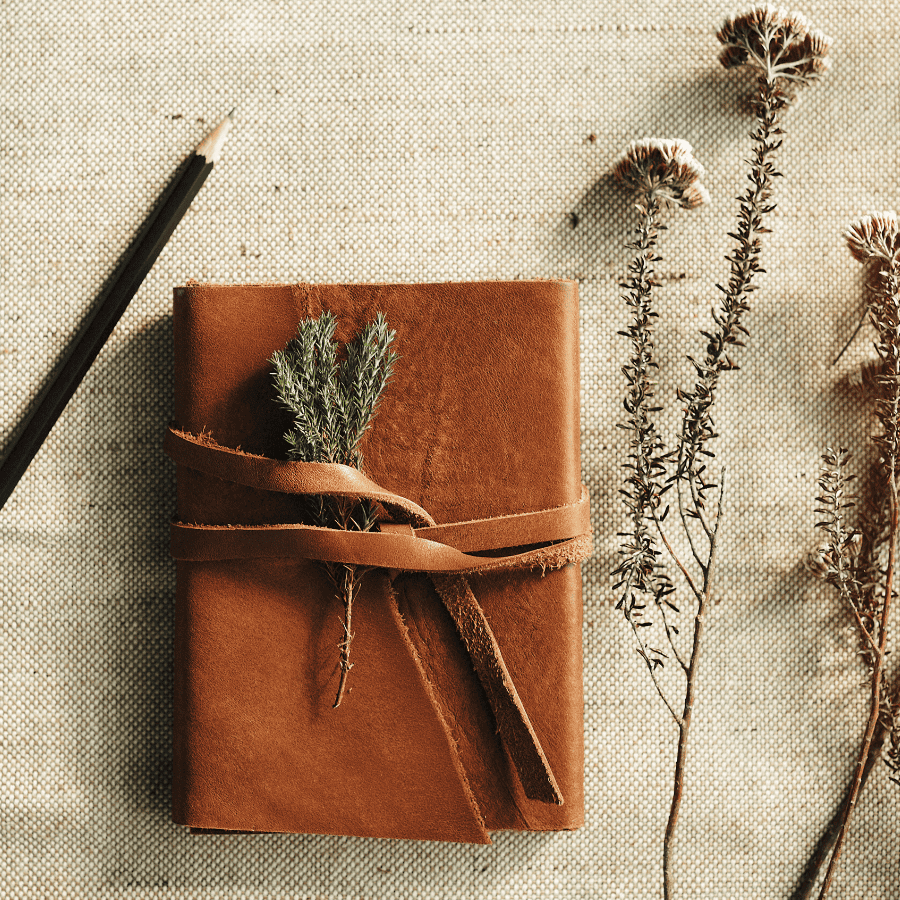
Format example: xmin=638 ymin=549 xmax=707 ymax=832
xmin=270 ymin=310 xmax=398 ymax=708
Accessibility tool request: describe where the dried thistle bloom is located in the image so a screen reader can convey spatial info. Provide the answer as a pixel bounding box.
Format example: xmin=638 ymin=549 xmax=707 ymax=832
xmin=717 ymin=3 xmax=833 ymax=85
xmin=612 ymin=138 xmax=708 ymax=209
xmin=680 ymin=181 xmax=711 ymax=211
xmin=844 ymin=211 xmax=900 ymax=264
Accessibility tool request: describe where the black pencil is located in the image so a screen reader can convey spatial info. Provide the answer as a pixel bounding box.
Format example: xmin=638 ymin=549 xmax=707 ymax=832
xmin=0 ymin=109 xmax=234 ymax=513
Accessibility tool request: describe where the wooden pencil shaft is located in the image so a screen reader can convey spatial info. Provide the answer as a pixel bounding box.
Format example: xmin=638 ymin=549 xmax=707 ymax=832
xmin=0 ymin=152 xmax=214 ymax=512
xmin=0 ymin=152 xmax=196 ymax=465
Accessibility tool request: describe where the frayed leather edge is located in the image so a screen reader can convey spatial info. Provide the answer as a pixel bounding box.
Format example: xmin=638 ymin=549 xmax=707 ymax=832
xmin=465 ymin=531 xmax=594 ymax=576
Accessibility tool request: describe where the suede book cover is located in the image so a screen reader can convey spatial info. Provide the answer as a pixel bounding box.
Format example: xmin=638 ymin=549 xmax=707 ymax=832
xmin=164 ymin=280 xmax=592 ymax=843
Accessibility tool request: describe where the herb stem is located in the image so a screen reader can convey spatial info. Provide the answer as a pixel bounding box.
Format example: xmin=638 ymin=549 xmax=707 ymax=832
xmin=333 ymin=565 xmax=357 ymax=709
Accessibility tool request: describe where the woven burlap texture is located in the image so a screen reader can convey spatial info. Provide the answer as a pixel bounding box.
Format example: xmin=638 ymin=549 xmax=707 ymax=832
xmin=1 ymin=1 xmax=896 ymax=897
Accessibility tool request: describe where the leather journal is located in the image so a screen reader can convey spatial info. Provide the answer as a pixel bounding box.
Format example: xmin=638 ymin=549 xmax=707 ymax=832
xmin=165 ymin=279 xmax=592 ymax=843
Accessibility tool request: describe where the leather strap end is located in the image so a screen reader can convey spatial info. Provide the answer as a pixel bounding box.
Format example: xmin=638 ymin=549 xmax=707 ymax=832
xmin=430 ymin=573 xmax=564 ymax=806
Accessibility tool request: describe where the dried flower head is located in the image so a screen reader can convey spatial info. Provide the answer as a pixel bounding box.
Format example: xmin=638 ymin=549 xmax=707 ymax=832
xmin=717 ymin=4 xmax=832 ymax=85
xmin=844 ymin=211 xmax=900 ymax=264
xmin=612 ymin=138 xmax=708 ymax=208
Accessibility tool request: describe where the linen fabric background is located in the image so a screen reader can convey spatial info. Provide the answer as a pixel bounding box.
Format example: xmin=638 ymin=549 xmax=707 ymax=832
xmin=0 ymin=0 xmax=896 ymax=897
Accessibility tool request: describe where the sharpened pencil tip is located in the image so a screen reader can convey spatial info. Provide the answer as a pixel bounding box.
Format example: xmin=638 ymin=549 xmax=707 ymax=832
xmin=194 ymin=113 xmax=235 ymax=163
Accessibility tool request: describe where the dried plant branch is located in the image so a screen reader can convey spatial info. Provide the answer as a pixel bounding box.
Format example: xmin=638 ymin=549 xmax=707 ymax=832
xmin=612 ymin=7 xmax=830 ymax=898
xmin=661 ymin=474 xmax=725 ymax=898
xmin=271 ymin=310 xmax=398 ymax=708
xmin=676 ymin=475 xmax=708 ymax=570
xmin=655 ymin=597 xmax=690 ymax=672
xmin=789 ymin=718 xmax=888 ymax=900
xmin=813 ymin=450 xmax=871 ymax=651
xmin=808 ymin=213 xmax=900 ymax=898
xmin=675 ymin=69 xmax=780 ymax=493
xmin=612 ymin=140 xmax=701 ymax=727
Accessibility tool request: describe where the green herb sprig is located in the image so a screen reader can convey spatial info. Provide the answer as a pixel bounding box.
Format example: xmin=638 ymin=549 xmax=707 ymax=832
xmin=270 ymin=310 xmax=398 ymax=708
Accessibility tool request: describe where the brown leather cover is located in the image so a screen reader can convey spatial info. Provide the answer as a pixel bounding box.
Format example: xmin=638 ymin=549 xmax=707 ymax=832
xmin=169 ymin=280 xmax=586 ymax=843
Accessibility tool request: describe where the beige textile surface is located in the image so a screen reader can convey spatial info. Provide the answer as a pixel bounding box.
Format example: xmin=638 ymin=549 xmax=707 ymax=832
xmin=1 ymin=0 xmax=897 ymax=897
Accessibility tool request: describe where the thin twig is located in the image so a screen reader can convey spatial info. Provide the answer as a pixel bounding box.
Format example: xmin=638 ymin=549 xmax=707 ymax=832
xmin=627 ymin=612 xmax=684 ymax=727
xmin=652 ymin=508 xmax=703 ymax=603
xmin=333 ymin=566 xmax=357 ymax=709
xmin=657 ymin=601 xmax=690 ymax=672
xmin=677 ymin=476 xmax=707 ymax=571
xmin=816 ymin=493 xmax=896 ymax=897
xmin=687 ymin=471 xmax=714 ymax=543
xmin=661 ymin=471 xmax=725 ymax=900
xmin=846 ymin=599 xmax=881 ymax=658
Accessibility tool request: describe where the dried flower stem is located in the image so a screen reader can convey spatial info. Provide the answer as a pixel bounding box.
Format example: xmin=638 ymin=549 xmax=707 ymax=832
xmin=676 ymin=75 xmax=780 ymax=491
xmin=616 ymin=188 xmax=685 ymax=724
xmin=620 ymin=76 xmax=783 ymax=900
xmin=662 ymin=95 xmax=784 ymax=892
xmin=811 ymin=247 xmax=900 ymax=897
xmin=818 ymin=512 xmax=895 ymax=898
xmin=611 ymin=145 xmax=726 ymax=897
xmin=656 ymin=479 xmax=725 ymax=900
xmin=613 ymin=23 xmax=828 ymax=891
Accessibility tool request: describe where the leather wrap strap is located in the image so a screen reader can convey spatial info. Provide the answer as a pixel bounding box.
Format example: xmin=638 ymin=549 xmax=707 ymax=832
xmin=164 ymin=427 xmax=436 ymax=527
xmin=164 ymin=427 xmax=593 ymax=807
xmin=170 ymin=501 xmax=591 ymax=573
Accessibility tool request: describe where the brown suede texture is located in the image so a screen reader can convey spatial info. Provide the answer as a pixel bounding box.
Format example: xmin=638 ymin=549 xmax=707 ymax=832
xmin=170 ymin=280 xmax=585 ymax=843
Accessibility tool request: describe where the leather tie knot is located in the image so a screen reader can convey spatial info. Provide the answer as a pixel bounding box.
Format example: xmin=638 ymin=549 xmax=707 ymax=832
xmin=163 ymin=425 xmax=593 ymax=806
